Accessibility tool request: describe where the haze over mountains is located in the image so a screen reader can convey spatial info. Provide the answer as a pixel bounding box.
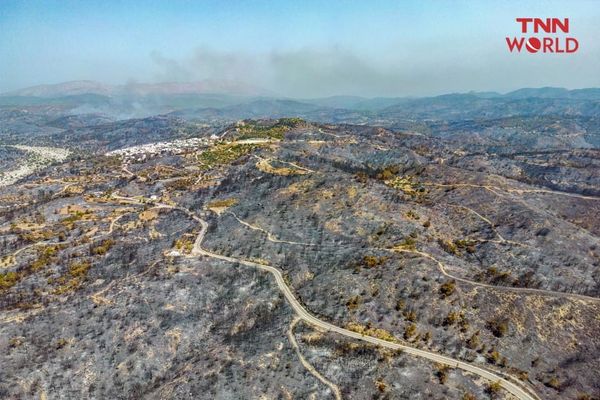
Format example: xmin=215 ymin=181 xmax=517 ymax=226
xmin=2 ymin=80 xmax=600 ymax=122
xmin=2 ymin=80 xmax=270 ymax=98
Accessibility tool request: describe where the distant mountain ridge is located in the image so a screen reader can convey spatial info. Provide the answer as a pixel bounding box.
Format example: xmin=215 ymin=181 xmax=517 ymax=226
xmin=2 ymin=81 xmax=600 ymax=121
xmin=3 ymin=81 xmax=600 ymax=102
xmin=2 ymin=80 xmax=271 ymax=98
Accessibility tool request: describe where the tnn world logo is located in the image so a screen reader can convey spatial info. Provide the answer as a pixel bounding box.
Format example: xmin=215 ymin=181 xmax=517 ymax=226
xmin=506 ymin=18 xmax=579 ymax=53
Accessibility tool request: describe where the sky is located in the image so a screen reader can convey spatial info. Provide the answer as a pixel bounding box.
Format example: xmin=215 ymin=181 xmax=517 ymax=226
xmin=1 ymin=0 xmax=599 ymax=97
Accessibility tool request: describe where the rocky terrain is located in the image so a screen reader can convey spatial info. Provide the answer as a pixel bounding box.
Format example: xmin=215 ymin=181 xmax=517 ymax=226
xmin=1 ymin=99 xmax=599 ymax=399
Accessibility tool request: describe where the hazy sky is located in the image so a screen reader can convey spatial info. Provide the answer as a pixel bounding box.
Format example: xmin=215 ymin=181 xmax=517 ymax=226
xmin=1 ymin=0 xmax=599 ymax=97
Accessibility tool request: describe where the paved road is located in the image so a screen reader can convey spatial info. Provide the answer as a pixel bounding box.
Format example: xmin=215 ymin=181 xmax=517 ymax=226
xmin=189 ymin=214 xmax=539 ymax=400
xmin=107 ymin=194 xmax=540 ymax=399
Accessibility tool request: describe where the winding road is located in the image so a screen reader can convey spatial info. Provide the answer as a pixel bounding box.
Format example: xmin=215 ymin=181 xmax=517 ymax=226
xmin=185 ymin=210 xmax=539 ymax=400
xmin=103 ymin=194 xmax=542 ymax=399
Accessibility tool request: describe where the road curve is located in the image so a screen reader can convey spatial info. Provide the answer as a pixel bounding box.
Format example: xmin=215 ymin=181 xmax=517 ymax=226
xmin=106 ymin=195 xmax=539 ymax=399
xmin=189 ymin=215 xmax=539 ymax=400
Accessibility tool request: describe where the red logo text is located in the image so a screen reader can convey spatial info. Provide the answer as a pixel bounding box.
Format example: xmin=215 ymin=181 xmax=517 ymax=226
xmin=506 ymin=18 xmax=579 ymax=53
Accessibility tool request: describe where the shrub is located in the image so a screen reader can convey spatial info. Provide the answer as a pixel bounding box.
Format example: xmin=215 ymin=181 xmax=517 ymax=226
xmin=487 ymin=349 xmax=501 ymax=364
xmin=91 ymin=239 xmax=115 ymax=256
xmin=439 ymin=280 xmax=456 ymax=297
xmin=362 ymin=255 xmax=386 ymax=268
xmin=444 ymin=311 xmax=460 ymax=326
xmin=375 ymin=378 xmax=387 ymax=392
xmin=0 ymin=272 xmax=20 ymax=290
xmin=395 ymin=299 xmax=406 ymax=311
xmin=406 ymin=210 xmax=420 ymax=220
xmin=403 ymin=310 xmax=417 ymax=322
xmin=30 ymin=246 xmax=59 ymax=271
xmin=404 ymin=323 xmax=417 ymax=339
xmin=174 ymin=237 xmax=195 ymax=254
xmin=346 ymin=295 xmax=361 ymax=311
xmin=346 ymin=322 xmax=398 ymax=343
xmin=487 ymin=318 xmax=509 ymax=337
xmin=423 ymin=331 xmax=432 ymax=342
xmin=516 ymin=370 xmax=529 ymax=381
xmin=467 ymin=331 xmax=480 ymax=349
xmin=455 ymin=239 xmax=476 ymax=253
xmin=69 ymin=261 xmax=91 ymax=278
xmin=394 ymin=236 xmax=416 ymax=251
xmin=545 ymin=376 xmax=561 ymax=390
xmin=438 ymin=239 xmax=459 ymax=255
xmin=207 ymin=198 xmax=238 ymax=208
xmin=486 ymin=381 xmax=502 ymax=395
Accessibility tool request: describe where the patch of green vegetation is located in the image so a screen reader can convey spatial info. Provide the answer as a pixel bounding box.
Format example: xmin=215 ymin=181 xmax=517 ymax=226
xmin=8 ymin=337 xmax=23 ymax=348
xmin=423 ymin=331 xmax=432 ymax=342
xmin=276 ymin=117 xmax=305 ymax=127
xmin=30 ymin=246 xmax=59 ymax=272
xmin=346 ymin=295 xmax=361 ymax=311
xmin=405 ymin=210 xmax=420 ymax=220
xmin=362 ymin=255 xmax=387 ymax=268
xmin=443 ymin=310 xmax=469 ymax=332
xmin=18 ymin=229 xmax=54 ymax=242
xmin=237 ymin=118 xmax=304 ymax=140
xmin=375 ymin=378 xmax=387 ymax=393
xmin=377 ymin=166 xmax=399 ymax=181
xmin=0 ymin=271 xmax=19 ymax=290
xmin=455 ymin=239 xmax=477 ymax=253
xmin=174 ymin=236 xmax=194 ymax=254
xmin=91 ymin=239 xmax=115 ymax=256
xmin=69 ymin=261 xmax=91 ymax=278
xmin=198 ymin=143 xmax=259 ymax=170
xmin=444 ymin=311 xmax=461 ymax=326
xmin=384 ymin=175 xmax=427 ymax=197
xmin=403 ymin=323 xmax=417 ymax=339
xmin=486 ymin=380 xmax=502 ymax=395
xmin=439 ymin=238 xmax=477 ymax=256
xmin=52 ymin=260 xmax=92 ymax=295
xmin=61 ymin=210 xmax=90 ymax=226
xmin=403 ymin=309 xmax=417 ymax=322
xmin=393 ymin=236 xmax=417 ymax=251
xmin=438 ymin=238 xmax=459 ymax=255
xmin=237 ymin=123 xmax=285 ymax=140
xmin=395 ymin=299 xmax=406 ymax=311
xmin=347 ymin=322 xmax=398 ymax=343
xmin=467 ymin=331 xmax=480 ymax=349
xmin=439 ymin=280 xmax=456 ymax=298
xmin=207 ymin=198 xmax=238 ymax=208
